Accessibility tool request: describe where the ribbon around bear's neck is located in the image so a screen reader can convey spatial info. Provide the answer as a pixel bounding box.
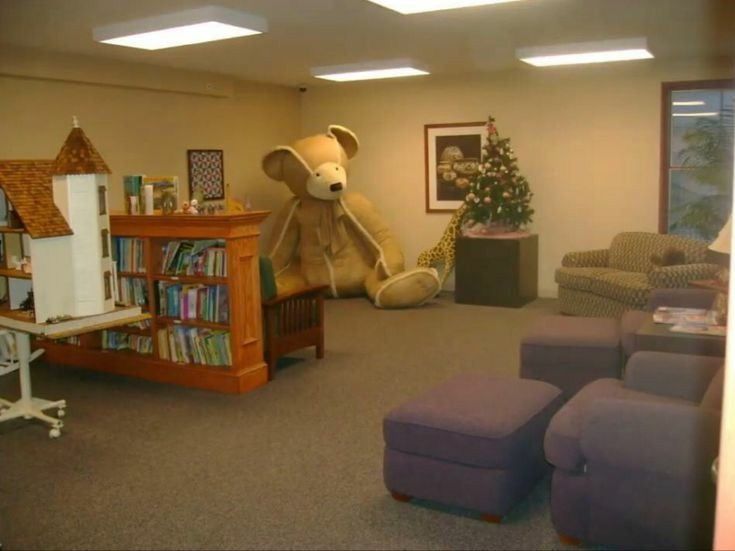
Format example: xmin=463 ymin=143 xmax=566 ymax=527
xmin=301 ymin=199 xmax=349 ymax=255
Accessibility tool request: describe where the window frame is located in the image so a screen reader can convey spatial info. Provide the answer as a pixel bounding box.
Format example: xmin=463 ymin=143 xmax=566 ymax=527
xmin=659 ymin=78 xmax=735 ymax=234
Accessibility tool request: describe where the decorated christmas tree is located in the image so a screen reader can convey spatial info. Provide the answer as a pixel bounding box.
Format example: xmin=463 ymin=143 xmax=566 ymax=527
xmin=461 ymin=116 xmax=534 ymax=230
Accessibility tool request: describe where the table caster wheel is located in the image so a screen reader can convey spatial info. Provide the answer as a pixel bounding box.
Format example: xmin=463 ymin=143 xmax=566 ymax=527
xmin=49 ymin=427 xmax=61 ymax=438
xmin=57 ymin=408 xmax=66 ymax=418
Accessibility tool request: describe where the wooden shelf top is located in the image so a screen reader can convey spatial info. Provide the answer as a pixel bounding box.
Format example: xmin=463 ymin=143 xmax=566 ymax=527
xmin=0 ymin=226 xmax=25 ymax=234
xmin=118 ymin=271 xmax=147 ymax=278
xmin=0 ymin=267 xmax=32 ymax=279
xmin=111 ymin=211 xmax=270 ymax=239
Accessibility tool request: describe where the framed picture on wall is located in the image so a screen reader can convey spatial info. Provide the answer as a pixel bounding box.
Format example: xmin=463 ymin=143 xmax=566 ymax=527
xmin=425 ymin=122 xmax=485 ymax=213
xmin=187 ymin=149 xmax=225 ymax=201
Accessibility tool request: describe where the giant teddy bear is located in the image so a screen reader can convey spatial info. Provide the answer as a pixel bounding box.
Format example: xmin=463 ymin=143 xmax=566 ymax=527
xmin=262 ymin=125 xmax=440 ymax=308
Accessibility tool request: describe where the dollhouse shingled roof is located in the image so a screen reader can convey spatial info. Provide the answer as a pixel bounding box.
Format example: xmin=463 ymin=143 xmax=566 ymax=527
xmin=0 ymin=160 xmax=73 ymax=238
xmin=53 ymin=126 xmax=111 ymax=175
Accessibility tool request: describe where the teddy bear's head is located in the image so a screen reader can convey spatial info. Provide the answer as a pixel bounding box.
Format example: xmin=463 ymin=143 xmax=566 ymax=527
xmin=262 ymin=125 xmax=359 ymax=200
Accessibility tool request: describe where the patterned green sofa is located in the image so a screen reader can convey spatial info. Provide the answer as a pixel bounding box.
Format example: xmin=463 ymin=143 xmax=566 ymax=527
xmin=556 ymin=232 xmax=719 ymax=318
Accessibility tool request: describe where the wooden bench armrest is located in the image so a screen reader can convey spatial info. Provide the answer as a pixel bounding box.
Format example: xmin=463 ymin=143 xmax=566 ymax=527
xmin=261 ymin=285 xmax=329 ymax=307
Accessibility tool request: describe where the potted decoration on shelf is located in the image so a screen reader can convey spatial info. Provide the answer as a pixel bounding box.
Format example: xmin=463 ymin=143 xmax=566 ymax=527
xmin=461 ymin=116 xmax=534 ymax=237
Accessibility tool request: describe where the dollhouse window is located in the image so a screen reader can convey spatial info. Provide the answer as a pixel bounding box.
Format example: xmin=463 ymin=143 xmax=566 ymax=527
xmin=98 ymin=185 xmax=107 ymax=215
xmin=104 ymin=271 xmax=112 ymax=300
xmin=101 ymin=229 xmax=109 ymax=257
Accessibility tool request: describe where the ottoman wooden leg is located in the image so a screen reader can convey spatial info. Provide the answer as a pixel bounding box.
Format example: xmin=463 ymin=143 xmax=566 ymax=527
xmin=480 ymin=513 xmax=503 ymax=524
xmin=558 ymin=534 xmax=581 ymax=546
xmin=390 ymin=491 xmax=412 ymax=503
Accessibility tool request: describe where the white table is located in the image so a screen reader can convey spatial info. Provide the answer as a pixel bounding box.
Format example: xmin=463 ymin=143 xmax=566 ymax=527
xmin=0 ymin=331 xmax=66 ymax=437
xmin=0 ymin=306 xmax=149 ymax=438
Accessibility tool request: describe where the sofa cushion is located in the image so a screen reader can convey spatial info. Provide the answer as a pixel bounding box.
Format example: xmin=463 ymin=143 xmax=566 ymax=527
xmin=544 ymin=378 xmax=691 ymax=472
xmin=554 ymin=267 xmax=620 ymax=292
xmin=384 ymin=373 xmax=563 ymax=469
xmin=608 ymin=232 xmax=709 ymax=273
xmin=587 ymin=271 xmax=651 ymax=307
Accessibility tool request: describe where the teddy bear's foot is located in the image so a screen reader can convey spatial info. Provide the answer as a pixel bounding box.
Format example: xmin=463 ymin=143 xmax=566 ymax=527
xmin=371 ymin=267 xmax=440 ymax=309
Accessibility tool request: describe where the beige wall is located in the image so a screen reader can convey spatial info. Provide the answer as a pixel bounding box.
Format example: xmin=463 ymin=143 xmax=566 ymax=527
xmin=0 ymin=47 xmax=300 ymax=238
xmin=301 ymin=58 xmax=733 ymax=297
xmin=1 ymin=48 xmax=732 ymax=297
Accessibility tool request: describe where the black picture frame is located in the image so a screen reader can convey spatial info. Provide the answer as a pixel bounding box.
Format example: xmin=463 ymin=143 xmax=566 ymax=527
xmin=187 ymin=149 xmax=225 ymax=201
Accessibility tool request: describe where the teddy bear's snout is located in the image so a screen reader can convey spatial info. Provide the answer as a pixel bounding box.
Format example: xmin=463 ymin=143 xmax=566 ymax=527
xmin=329 ymin=182 xmax=343 ymax=192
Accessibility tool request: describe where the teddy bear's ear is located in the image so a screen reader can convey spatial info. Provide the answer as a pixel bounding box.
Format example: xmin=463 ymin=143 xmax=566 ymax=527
xmin=262 ymin=146 xmax=311 ymax=181
xmin=328 ymin=125 xmax=359 ymax=159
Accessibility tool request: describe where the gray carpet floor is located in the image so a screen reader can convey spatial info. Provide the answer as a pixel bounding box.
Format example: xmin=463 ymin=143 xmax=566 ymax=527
xmin=0 ymin=293 xmax=582 ymax=550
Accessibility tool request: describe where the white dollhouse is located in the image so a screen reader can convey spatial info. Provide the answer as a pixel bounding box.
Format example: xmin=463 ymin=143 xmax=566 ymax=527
xmin=0 ymin=118 xmax=115 ymax=322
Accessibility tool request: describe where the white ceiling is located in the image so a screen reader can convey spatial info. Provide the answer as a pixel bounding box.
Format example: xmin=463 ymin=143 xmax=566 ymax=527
xmin=1 ymin=0 xmax=733 ymax=88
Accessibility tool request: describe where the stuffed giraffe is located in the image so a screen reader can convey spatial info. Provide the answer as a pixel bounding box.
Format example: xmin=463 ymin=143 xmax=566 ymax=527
xmin=417 ymin=205 xmax=467 ymax=287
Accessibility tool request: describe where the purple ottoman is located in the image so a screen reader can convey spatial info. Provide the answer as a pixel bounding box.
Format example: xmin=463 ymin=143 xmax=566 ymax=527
xmin=520 ymin=315 xmax=622 ymax=399
xmin=383 ymin=373 xmax=563 ymax=521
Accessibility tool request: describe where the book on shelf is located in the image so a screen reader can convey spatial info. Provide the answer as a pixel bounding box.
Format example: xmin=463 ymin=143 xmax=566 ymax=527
xmin=156 ymin=326 xmax=231 ymax=366
xmin=670 ymin=323 xmax=727 ymax=337
xmin=157 ymin=282 xmax=228 ymax=323
xmin=102 ymin=331 xmax=153 ymax=354
xmin=116 ymin=276 xmax=148 ymax=307
xmin=160 ymin=240 xmax=227 ymax=277
xmin=114 ymin=237 xmax=146 ymax=273
xmin=652 ymin=306 xmax=717 ymax=325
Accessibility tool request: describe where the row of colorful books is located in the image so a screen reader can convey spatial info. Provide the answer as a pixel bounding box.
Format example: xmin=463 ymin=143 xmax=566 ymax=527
xmin=117 ymin=276 xmax=149 ymax=307
xmin=114 ymin=237 xmax=146 ymax=273
xmin=101 ymin=331 xmax=153 ymax=355
xmin=160 ymin=240 xmax=227 ymax=277
xmin=157 ymin=326 xmax=232 ymax=366
xmin=156 ymin=282 xmax=228 ymax=323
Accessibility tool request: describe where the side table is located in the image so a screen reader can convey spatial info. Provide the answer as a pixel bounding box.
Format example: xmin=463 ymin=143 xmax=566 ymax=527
xmin=634 ymin=318 xmax=726 ymax=357
xmin=455 ymin=234 xmax=538 ymax=307
xmin=0 ymin=305 xmax=148 ymax=438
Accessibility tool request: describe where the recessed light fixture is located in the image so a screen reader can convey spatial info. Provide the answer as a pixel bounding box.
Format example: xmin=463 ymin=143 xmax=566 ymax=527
xmin=93 ymin=5 xmax=268 ymax=50
xmin=672 ymin=112 xmax=719 ymax=117
xmin=673 ymin=101 xmax=706 ymax=106
xmin=516 ymin=38 xmax=653 ymax=67
xmin=365 ymin=0 xmax=523 ymax=14
xmin=311 ymin=59 xmax=429 ymax=82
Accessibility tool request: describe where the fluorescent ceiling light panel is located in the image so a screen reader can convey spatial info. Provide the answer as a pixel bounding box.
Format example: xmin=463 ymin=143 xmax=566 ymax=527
xmin=672 ymin=112 xmax=719 ymax=117
xmin=673 ymin=101 xmax=705 ymax=106
xmin=365 ymin=0 xmax=523 ymax=14
xmin=311 ymin=59 xmax=429 ymax=82
xmin=93 ymin=5 xmax=267 ymax=50
xmin=517 ymin=38 xmax=653 ymax=67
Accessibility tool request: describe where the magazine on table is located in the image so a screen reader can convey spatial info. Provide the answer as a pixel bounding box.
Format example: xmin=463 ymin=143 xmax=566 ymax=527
xmin=669 ymin=323 xmax=727 ymax=337
xmin=652 ymin=306 xmax=717 ymax=325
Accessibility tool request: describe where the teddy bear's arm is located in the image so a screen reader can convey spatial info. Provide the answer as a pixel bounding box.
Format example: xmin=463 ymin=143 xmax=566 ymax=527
xmin=340 ymin=193 xmax=405 ymax=277
xmin=265 ymin=197 xmax=301 ymax=274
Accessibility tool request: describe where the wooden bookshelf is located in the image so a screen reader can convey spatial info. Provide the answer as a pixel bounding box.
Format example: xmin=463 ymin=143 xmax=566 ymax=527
xmin=40 ymin=212 xmax=271 ymax=394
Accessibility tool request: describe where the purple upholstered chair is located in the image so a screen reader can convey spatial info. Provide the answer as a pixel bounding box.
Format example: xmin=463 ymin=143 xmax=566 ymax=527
xmin=544 ymin=351 xmax=723 ymax=549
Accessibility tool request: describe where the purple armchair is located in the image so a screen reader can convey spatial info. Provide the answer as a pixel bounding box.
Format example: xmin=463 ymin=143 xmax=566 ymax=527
xmin=544 ymin=351 xmax=723 ymax=549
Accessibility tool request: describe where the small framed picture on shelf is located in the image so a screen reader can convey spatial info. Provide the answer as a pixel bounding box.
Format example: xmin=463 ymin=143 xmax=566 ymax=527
xmin=188 ymin=149 xmax=225 ymax=201
xmin=142 ymin=176 xmax=179 ymax=214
